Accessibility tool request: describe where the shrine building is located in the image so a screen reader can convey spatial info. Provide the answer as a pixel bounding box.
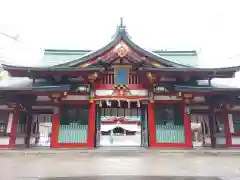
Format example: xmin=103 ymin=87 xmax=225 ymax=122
xmin=0 ymin=19 xmax=240 ymax=149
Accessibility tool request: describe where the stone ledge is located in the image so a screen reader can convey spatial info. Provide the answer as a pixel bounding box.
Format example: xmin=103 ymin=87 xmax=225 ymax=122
xmin=0 ymin=148 xmax=240 ymax=156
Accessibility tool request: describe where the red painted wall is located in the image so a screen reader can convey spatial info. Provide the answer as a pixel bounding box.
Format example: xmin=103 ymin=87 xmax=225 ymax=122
xmin=149 ymin=101 xmax=192 ymax=148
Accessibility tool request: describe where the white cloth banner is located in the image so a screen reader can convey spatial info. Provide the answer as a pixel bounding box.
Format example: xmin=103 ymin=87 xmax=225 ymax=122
xmin=101 ymin=124 xmax=117 ymax=131
xmin=101 ymin=124 xmax=140 ymax=132
xmin=120 ymin=124 xmax=140 ymax=132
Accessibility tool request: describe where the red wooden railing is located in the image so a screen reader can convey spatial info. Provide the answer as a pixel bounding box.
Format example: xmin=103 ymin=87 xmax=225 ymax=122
xmin=102 ymin=73 xmax=115 ymax=84
xmin=101 ymin=73 xmax=140 ymax=85
xmin=129 ymin=74 xmax=139 ymax=84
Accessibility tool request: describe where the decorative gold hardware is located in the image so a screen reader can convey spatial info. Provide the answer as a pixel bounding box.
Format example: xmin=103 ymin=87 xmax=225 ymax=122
xmin=177 ymin=92 xmax=182 ymax=97
xmin=89 ymin=97 xmax=94 ymax=103
xmin=80 ymin=63 xmax=90 ymax=68
xmin=51 ymin=93 xmax=61 ymax=98
xmin=152 ymin=62 xmax=164 ymax=67
xmin=114 ymin=42 xmax=129 ymax=57
xmin=183 ymin=93 xmax=193 ymax=99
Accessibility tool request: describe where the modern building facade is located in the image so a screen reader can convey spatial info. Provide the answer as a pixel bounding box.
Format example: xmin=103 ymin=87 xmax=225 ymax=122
xmin=0 ymin=20 xmax=240 ymax=149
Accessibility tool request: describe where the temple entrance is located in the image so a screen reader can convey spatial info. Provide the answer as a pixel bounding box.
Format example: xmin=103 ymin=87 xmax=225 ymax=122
xmin=190 ymin=114 xmax=211 ymax=147
xmin=95 ymin=101 xmax=148 ymax=147
xmin=15 ymin=113 xmax=52 ymax=148
xmin=190 ymin=112 xmax=227 ymax=148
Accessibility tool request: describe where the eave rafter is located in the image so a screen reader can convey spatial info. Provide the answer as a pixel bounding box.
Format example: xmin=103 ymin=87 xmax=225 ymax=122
xmin=127 ymin=49 xmax=156 ymax=67
xmin=2 ymin=64 xmax=105 ymax=79
xmin=81 ymin=50 xmax=118 ymax=67
xmin=79 ymin=41 xmax=156 ymax=68
xmin=103 ymin=54 xmax=119 ymax=64
xmin=2 ymin=17 xmax=240 ymax=95
xmin=135 ymin=70 xmax=155 ymax=89
xmin=139 ymin=67 xmax=240 ymax=79
xmin=124 ymin=56 xmax=140 ymax=65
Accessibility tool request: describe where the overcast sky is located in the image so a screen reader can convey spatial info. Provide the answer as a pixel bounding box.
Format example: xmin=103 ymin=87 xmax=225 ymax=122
xmin=0 ymin=0 xmax=240 ymax=68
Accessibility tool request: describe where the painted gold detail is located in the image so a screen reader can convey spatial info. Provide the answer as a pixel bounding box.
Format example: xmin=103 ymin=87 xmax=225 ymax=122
xmin=51 ymin=93 xmax=61 ymax=98
xmin=152 ymin=62 xmax=164 ymax=67
xmin=89 ymin=97 xmax=94 ymax=103
xmin=80 ymin=63 xmax=90 ymax=68
xmin=114 ymin=42 xmax=129 ymax=57
xmin=147 ymin=72 xmax=152 ymax=77
xmin=183 ymin=93 xmax=193 ymax=99
xmin=177 ymin=92 xmax=182 ymax=97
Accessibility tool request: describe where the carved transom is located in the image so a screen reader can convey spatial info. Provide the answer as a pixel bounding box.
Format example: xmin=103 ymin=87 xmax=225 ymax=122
xmin=114 ymin=42 xmax=129 ymax=57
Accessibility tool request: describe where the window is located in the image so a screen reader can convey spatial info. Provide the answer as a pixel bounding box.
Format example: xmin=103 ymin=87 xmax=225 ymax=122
xmin=115 ymin=69 xmax=128 ymax=85
xmin=17 ymin=112 xmax=27 ymax=134
xmin=0 ymin=111 xmax=9 ymax=136
xmin=215 ymin=112 xmax=225 ymax=134
xmin=154 ymin=103 xmax=185 ymax=143
xmin=100 ymin=108 xmax=140 ymax=117
xmin=154 ymin=103 xmax=183 ymax=125
xmin=232 ymin=113 xmax=240 ymax=134
xmin=61 ymin=105 xmax=89 ymax=125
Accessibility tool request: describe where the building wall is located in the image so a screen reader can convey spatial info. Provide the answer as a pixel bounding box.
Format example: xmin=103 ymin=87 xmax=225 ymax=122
xmin=2 ymin=94 xmax=240 ymax=149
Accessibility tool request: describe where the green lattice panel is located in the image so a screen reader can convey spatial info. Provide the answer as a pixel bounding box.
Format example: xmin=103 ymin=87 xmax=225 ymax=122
xmin=58 ymin=124 xmax=88 ymax=143
xmin=156 ymin=125 xmax=185 ymax=143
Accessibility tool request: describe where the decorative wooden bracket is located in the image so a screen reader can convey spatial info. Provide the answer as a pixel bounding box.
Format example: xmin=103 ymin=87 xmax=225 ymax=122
xmin=177 ymin=92 xmax=194 ymax=104
xmin=49 ymin=92 xmax=67 ymax=102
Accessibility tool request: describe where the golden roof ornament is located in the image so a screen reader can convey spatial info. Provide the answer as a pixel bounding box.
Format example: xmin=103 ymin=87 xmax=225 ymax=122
xmin=114 ymin=42 xmax=129 ymax=57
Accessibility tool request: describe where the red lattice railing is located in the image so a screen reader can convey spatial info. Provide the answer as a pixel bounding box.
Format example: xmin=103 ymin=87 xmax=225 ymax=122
xmin=101 ymin=73 xmax=140 ymax=85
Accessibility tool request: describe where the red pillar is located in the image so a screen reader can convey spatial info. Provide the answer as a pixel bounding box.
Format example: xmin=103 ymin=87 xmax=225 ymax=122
xmin=88 ymin=102 xmax=96 ymax=148
xmin=223 ymin=106 xmax=231 ymax=147
xmin=182 ymin=102 xmax=193 ymax=148
xmin=209 ymin=107 xmax=216 ymax=148
xmin=50 ymin=105 xmax=60 ymax=148
xmin=9 ymin=106 xmax=20 ymax=148
xmin=148 ymin=103 xmax=156 ymax=147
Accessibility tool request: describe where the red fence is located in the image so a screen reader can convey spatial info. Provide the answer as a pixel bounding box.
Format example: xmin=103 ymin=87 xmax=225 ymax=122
xmin=101 ymin=73 xmax=140 ymax=85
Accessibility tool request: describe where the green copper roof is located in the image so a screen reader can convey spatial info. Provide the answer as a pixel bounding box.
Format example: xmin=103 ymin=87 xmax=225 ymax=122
xmin=155 ymin=51 xmax=198 ymax=67
xmin=42 ymin=49 xmax=89 ymax=66
xmin=42 ymin=49 xmax=198 ymax=67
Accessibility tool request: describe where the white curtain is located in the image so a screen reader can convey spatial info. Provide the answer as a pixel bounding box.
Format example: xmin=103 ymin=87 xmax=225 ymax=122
xmin=101 ymin=124 xmax=117 ymax=131
xmin=120 ymin=124 xmax=140 ymax=132
xmin=101 ymin=124 xmax=140 ymax=132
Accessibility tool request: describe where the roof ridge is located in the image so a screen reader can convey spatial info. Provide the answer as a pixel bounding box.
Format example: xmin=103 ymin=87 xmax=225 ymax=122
xmin=52 ymin=21 xmax=190 ymax=68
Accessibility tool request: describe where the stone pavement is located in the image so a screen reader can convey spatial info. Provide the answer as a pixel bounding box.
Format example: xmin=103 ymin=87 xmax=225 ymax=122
xmin=0 ymin=149 xmax=240 ymax=180
xmin=1 ymin=147 xmax=240 ymax=156
xmin=40 ymin=177 xmax=223 ymax=180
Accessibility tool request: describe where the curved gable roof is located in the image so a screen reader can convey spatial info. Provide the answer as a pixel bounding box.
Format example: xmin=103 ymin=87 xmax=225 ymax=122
xmin=54 ymin=22 xmax=190 ymax=68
